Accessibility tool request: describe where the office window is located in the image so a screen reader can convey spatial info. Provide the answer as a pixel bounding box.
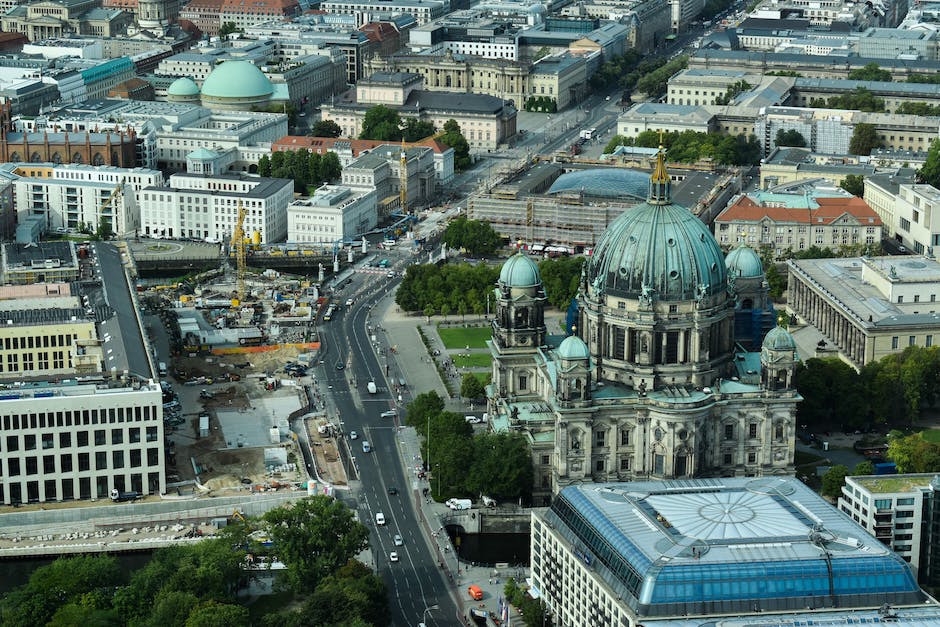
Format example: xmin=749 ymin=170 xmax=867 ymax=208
xmin=78 ymin=431 xmax=88 ymax=447
xmin=595 ymin=430 xmax=605 ymax=447
xmin=94 ymin=430 xmax=106 ymax=446
xmin=892 ymin=336 xmax=899 ymax=349
xmin=61 ymin=454 xmax=72 ymax=472
xmin=95 ymin=451 xmax=107 ymax=470
xmin=747 ymin=452 xmax=757 ymax=464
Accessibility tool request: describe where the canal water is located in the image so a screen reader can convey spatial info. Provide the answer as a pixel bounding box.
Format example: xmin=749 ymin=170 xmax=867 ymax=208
xmin=447 ymin=527 xmax=530 ymax=567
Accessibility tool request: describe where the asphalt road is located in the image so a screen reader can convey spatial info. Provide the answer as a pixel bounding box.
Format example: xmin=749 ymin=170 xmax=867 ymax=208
xmin=315 ymin=253 xmax=456 ymax=627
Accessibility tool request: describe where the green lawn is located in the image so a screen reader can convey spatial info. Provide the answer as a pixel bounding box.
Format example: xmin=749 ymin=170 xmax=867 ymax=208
xmin=922 ymin=429 xmax=940 ymax=443
xmin=452 ymin=353 xmax=493 ymax=368
xmin=473 ymin=372 xmax=492 ymax=385
xmin=437 ymin=326 xmax=491 ymax=349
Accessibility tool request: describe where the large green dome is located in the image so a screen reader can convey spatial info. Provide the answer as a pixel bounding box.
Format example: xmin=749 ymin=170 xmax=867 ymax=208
xmin=586 ymin=201 xmax=727 ymax=302
xmin=499 ymin=253 xmax=541 ymax=288
xmin=726 ymin=244 xmax=764 ymax=278
xmin=557 ymin=335 xmax=590 ymax=361
xmin=201 ymin=61 xmax=273 ymax=99
xmin=167 ymin=76 xmax=200 ymax=96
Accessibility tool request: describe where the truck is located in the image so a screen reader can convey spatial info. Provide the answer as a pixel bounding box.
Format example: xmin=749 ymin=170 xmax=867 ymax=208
xmin=110 ymin=488 xmax=141 ymax=502
xmin=579 ymin=128 xmax=596 ymax=141
xmin=367 ymin=380 xmax=377 ymax=394
xmin=158 ymin=362 xmax=167 ymax=377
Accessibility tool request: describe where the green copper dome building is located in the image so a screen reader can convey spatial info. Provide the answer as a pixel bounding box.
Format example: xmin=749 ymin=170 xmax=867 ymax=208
xmin=487 ymin=147 xmax=800 ymax=505
xmin=199 ymin=61 xmax=274 ymax=111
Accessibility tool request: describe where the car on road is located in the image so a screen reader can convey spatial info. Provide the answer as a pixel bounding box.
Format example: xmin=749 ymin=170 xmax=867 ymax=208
xmin=349 ymin=431 xmax=358 ymax=440
xmin=336 ymin=363 xmax=345 ymax=370
xmin=381 ymin=410 xmax=397 ymax=419
xmin=465 ymin=415 xmax=483 ymax=424
xmin=394 ymin=534 xmax=403 ymax=546
xmin=389 ymin=551 xmax=399 ymax=562
xmin=345 ymin=298 xmax=354 ymax=306
xmin=376 ymin=512 xmax=385 ymax=525
xmin=387 ymin=486 xmax=398 ymax=495
xmin=362 ymin=441 xmax=371 ymax=453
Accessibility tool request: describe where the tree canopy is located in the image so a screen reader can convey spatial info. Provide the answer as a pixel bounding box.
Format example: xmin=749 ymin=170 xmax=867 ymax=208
xmin=847 ymin=62 xmax=892 ymax=82
xmin=310 ymin=119 xmax=342 ymax=137
xmin=402 ymin=118 xmax=435 ymax=142
xmin=839 ymin=174 xmax=865 ymax=197
xmin=920 ymin=138 xmax=940 ymax=188
xmin=406 ymin=391 xmax=533 ymax=502
xmin=887 ymin=431 xmax=940 ymax=473
xmin=809 ymin=88 xmax=885 ymax=112
xmin=442 ymin=216 xmax=502 ymax=256
xmin=258 ymin=149 xmax=342 ymax=193
xmin=775 ymin=129 xmax=807 ymax=148
xmin=396 ymin=262 xmax=500 ymax=317
xmin=262 ymin=496 xmax=370 ymax=592
xmin=608 ymin=129 xmax=761 ymax=166
xmin=360 ymin=105 xmax=402 ymax=141
xmin=849 ymin=123 xmax=882 ymax=156
xmin=461 ymin=372 xmax=486 ymax=399
xmin=538 ymin=256 xmax=584 ymax=310
xmin=439 ymin=119 xmax=471 ymax=171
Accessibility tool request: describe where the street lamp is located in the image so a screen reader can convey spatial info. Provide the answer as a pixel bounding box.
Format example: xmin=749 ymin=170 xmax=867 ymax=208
xmin=421 ymin=604 xmax=439 ymax=625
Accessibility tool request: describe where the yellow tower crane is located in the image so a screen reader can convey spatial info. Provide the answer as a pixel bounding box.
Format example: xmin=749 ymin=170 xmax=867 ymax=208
xmin=98 ymin=180 xmax=124 ymax=238
xmin=399 ymin=139 xmax=408 ymax=213
xmin=231 ymin=202 xmax=247 ymax=306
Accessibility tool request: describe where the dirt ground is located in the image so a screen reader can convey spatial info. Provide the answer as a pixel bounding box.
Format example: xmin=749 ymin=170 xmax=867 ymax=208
xmin=306 ymin=416 xmax=347 ymax=487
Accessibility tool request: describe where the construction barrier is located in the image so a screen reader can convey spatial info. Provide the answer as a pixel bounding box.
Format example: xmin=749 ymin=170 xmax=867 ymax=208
xmin=210 ymin=342 xmax=321 ymax=355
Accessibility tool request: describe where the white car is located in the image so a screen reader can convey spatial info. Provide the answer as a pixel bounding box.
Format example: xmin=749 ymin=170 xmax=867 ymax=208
xmin=394 ymin=534 xmax=403 ymax=546
xmin=349 ymin=431 xmax=358 ymax=440
xmin=389 ymin=551 xmax=399 ymax=562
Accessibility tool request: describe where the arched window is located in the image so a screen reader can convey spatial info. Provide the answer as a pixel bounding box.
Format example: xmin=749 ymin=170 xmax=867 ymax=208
xmin=92 ymin=153 xmax=104 ymax=166
xmin=72 ymin=152 xmax=83 ymax=164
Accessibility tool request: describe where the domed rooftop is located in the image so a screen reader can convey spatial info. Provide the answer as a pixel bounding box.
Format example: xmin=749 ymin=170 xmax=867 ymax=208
xmin=547 ymin=168 xmax=649 ymax=200
xmin=167 ymin=76 xmax=200 ymax=96
xmin=763 ymin=326 xmax=797 ymax=351
xmin=726 ymin=244 xmax=764 ymax=278
xmin=585 ymin=150 xmax=727 ymax=302
xmin=499 ymin=253 xmax=541 ymax=288
xmin=201 ymin=61 xmax=273 ymax=99
xmin=557 ymin=335 xmax=590 ymax=361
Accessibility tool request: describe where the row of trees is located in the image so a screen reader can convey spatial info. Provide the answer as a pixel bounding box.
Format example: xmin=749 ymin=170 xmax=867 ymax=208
xmin=896 ymin=101 xmax=940 ymax=116
xmin=257 ymin=149 xmax=342 ymax=194
xmin=809 ymin=87 xmax=886 ymax=113
xmin=406 ymin=391 xmax=533 ymax=502
xmin=604 ymin=129 xmax=762 ymax=166
xmin=823 ymin=432 xmax=940 ymax=497
xmin=442 ymin=216 xmax=502 ymax=256
xmin=0 ymin=497 xmax=386 ymax=627
xmin=590 ymin=50 xmax=688 ymax=98
xmin=795 ymin=346 xmax=940 ymax=431
xmin=775 ymin=129 xmax=807 ymax=148
xmin=396 ymin=256 xmax=585 ymax=316
xmin=524 ymin=96 xmax=558 ymax=113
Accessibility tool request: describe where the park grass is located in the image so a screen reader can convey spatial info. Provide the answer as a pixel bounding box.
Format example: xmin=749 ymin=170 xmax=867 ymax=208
xmin=922 ymin=429 xmax=940 ymax=443
xmin=437 ymin=326 xmax=491 ymax=349
xmin=473 ymin=372 xmax=492 ymax=385
xmin=452 ymin=353 xmax=493 ymax=368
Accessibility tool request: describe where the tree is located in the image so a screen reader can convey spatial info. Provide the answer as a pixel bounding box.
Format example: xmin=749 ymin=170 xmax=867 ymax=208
xmin=794 ymin=358 xmax=869 ymax=431
xmin=184 ymin=602 xmax=249 ymax=627
xmin=310 ymin=119 xmax=342 ymax=138
xmin=920 ymin=138 xmax=940 ymax=188
xmin=318 ymin=151 xmax=342 ymax=183
xmin=853 ymin=460 xmax=875 ymax=476
xmin=821 ymin=464 xmax=849 ymax=497
xmin=96 ymin=215 xmax=112 ymax=240
xmin=539 ymin=257 xmax=585 ymax=310
xmin=257 ymin=154 xmax=271 ymax=177
xmin=461 ymin=373 xmax=486 ymax=400
xmin=442 ymin=216 xmax=501 ymax=256
xmin=439 ymin=119 xmax=471 ymax=171
xmin=292 ymin=561 xmax=390 ymax=627
xmin=262 ymin=496 xmax=370 ymax=592
xmin=839 ymin=174 xmax=865 ymax=197
xmin=765 ymin=263 xmax=787 ymax=298
xmin=467 ymin=432 xmax=534 ymax=503
xmin=401 ymin=118 xmax=435 ymax=142
xmin=218 ymin=22 xmax=241 ymax=37
xmin=848 ymin=62 xmax=892 ymax=82
xmin=0 ymin=555 xmax=124 ymax=627
xmin=775 ymin=129 xmax=807 ymax=148
xmin=887 ymin=432 xmax=940 ymax=473
xmin=849 ymin=123 xmax=882 ymax=156
xmin=360 ymin=105 xmax=402 ymax=141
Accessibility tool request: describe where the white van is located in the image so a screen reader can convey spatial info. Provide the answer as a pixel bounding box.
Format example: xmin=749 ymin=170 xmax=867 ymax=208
xmin=158 ymin=362 xmax=167 ymax=377
xmin=362 ymin=441 xmax=371 ymax=453
xmin=447 ymin=498 xmax=472 ymax=510
xmin=375 ymin=512 xmax=385 ymax=525
xmin=465 ymin=415 xmax=482 ymax=424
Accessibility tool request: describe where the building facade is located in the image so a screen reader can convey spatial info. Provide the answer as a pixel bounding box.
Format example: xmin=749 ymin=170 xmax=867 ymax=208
xmin=486 ymin=150 xmax=800 ymax=504
xmin=865 ymin=178 xmax=940 ymax=256
xmin=287 ymin=184 xmax=377 ymax=243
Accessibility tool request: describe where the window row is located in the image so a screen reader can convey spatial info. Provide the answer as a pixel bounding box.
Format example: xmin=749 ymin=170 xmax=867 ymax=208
xmin=3 ymin=447 xmax=160 ymax=477
xmin=2 ymin=405 xmax=159 ymax=431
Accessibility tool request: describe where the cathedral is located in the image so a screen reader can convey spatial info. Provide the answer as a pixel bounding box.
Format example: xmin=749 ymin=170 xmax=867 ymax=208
xmin=487 ymin=149 xmax=801 ymax=504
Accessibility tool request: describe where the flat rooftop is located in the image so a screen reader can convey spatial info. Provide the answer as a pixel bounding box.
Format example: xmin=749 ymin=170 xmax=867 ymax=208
xmin=851 ymin=474 xmax=935 ymax=494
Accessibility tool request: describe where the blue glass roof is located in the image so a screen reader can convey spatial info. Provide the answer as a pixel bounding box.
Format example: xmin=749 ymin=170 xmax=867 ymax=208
xmin=545 ymin=478 xmax=924 ymax=618
xmin=546 ymin=168 xmax=649 ymax=200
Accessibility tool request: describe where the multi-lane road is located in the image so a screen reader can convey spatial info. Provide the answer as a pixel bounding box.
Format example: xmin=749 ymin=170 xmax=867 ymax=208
xmin=314 ymin=257 xmax=456 ymax=627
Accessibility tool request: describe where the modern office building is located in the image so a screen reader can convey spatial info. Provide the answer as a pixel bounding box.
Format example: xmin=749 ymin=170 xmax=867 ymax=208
xmin=319 ymin=0 xmax=447 ymax=25
xmin=839 ymin=474 xmax=935 ymax=582
xmin=787 ymin=255 xmax=940 ymax=366
xmin=532 ymin=477 xmax=940 ymax=627
xmin=139 ymin=172 xmax=293 ymax=243
xmin=486 ymin=150 xmax=800 ymax=504
xmin=0 ymin=242 xmax=164 ymax=505
xmin=865 ymin=177 xmax=940 ymax=256
xmin=287 ymin=185 xmax=377 ymax=244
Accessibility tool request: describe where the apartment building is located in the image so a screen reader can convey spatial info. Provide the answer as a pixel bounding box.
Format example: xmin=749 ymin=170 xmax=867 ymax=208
xmin=320 ymin=0 xmax=447 ymax=25
xmin=865 ymin=177 xmax=940 ymax=256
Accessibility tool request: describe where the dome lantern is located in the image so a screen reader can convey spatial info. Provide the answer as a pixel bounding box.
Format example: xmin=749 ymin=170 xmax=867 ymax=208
xmin=648 ymin=141 xmax=671 ymax=205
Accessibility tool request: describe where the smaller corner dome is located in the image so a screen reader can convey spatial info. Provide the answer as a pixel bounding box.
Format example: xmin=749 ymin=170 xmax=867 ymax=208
xmin=558 ymin=335 xmax=590 ymax=360
xmin=499 ymin=253 xmax=541 ymax=288
xmin=726 ymin=244 xmax=764 ymax=278
xmin=167 ymin=76 xmax=200 ymax=96
xmin=201 ymin=60 xmax=273 ymax=99
xmin=763 ymin=326 xmax=797 ymax=351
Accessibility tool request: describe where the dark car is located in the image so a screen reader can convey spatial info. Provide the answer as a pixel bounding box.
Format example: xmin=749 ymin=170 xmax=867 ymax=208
xmin=388 ymin=486 xmax=398 ymax=495
xmin=336 ymin=363 xmax=345 ymax=370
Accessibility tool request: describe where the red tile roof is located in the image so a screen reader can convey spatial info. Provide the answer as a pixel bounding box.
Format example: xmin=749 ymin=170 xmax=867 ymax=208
xmin=360 ymin=22 xmax=398 ymax=41
xmin=717 ymin=195 xmax=882 ymax=226
xmin=272 ymin=135 xmax=452 ymax=155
